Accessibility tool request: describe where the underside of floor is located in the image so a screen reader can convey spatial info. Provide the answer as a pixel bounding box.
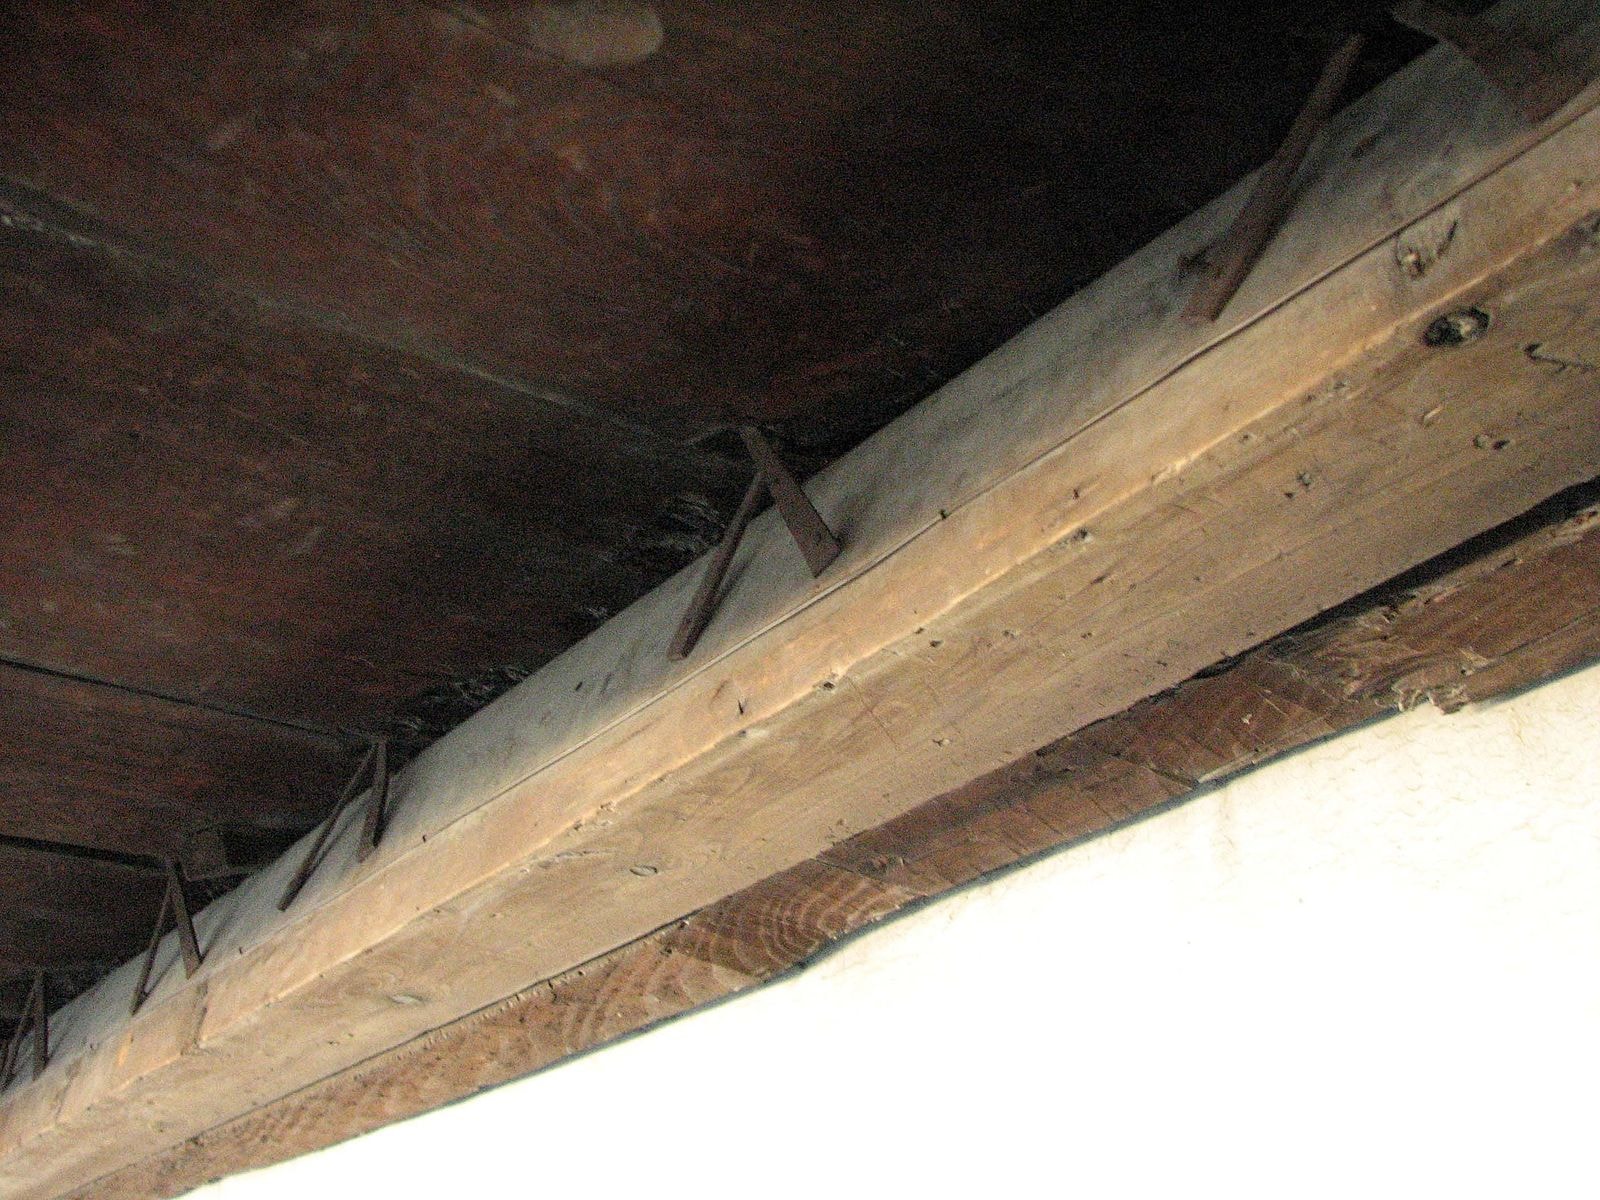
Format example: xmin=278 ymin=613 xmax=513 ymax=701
xmin=3 ymin=0 xmax=1598 ymax=1195
xmin=0 ymin=0 xmax=1442 ymax=1011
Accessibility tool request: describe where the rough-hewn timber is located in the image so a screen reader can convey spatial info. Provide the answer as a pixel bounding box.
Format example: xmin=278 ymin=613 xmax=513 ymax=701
xmin=64 ymin=485 xmax=1600 ymax=1200
xmin=3 ymin=3 xmax=1599 ymax=1193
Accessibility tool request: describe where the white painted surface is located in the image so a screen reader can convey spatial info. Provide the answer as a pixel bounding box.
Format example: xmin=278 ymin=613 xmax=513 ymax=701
xmin=196 ymin=663 xmax=1600 ymax=1199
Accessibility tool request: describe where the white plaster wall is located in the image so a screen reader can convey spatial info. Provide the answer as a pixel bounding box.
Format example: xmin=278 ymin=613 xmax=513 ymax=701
xmin=196 ymin=661 xmax=1600 ymax=1199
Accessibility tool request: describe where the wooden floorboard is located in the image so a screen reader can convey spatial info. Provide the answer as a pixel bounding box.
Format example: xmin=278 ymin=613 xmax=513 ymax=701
xmin=0 ymin=198 xmax=739 ymax=730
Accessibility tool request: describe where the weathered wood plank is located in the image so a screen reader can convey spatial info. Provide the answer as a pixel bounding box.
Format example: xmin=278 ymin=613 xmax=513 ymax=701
xmin=48 ymin=861 xmax=916 ymax=1200
xmin=827 ymin=490 xmax=1600 ymax=896
xmin=5 ymin=7 xmax=1600 ymax=1193
xmin=0 ymin=200 xmax=739 ymax=728
xmin=280 ymin=0 xmax=1600 ymax=868
xmin=60 ymin=484 xmax=1600 ymax=1200
xmin=0 ymin=1 xmax=1348 ymax=432
xmin=0 ymin=848 xmax=163 ymax=974
xmin=0 ymin=668 xmax=348 ymax=857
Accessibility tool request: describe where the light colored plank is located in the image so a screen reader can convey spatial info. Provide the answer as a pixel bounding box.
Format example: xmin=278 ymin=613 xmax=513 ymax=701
xmin=61 ymin=487 xmax=1600 ymax=1200
xmin=6 ymin=3 xmax=1600 ymax=1193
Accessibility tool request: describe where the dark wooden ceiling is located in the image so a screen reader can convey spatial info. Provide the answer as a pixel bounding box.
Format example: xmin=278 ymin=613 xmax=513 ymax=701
xmin=0 ymin=0 xmax=1430 ymax=1024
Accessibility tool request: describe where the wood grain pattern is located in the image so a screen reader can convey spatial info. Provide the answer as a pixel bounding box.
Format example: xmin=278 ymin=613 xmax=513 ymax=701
xmin=5 ymin=7 xmax=1599 ymax=1191
xmin=37 ymin=863 xmax=914 ymax=1198
xmin=0 ymin=197 xmax=741 ymax=728
xmin=0 ymin=669 xmax=349 ymax=857
xmin=19 ymin=116 xmax=1600 ymax=1200
xmin=0 ymin=0 xmax=1553 ymax=1015
xmin=0 ymin=0 xmax=1337 ymax=434
xmin=58 ymin=483 xmax=1600 ymax=1200
xmin=825 ymin=490 xmax=1600 ymax=898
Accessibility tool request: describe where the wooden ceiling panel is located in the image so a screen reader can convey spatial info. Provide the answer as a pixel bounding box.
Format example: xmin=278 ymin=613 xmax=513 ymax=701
xmin=0 ymin=846 xmax=162 ymax=973
xmin=0 ymin=204 xmax=741 ymax=727
xmin=0 ymin=668 xmax=349 ymax=857
xmin=0 ymin=0 xmax=1454 ymax=1067
xmin=0 ymin=1 xmax=1331 ymax=436
xmin=0 ymin=0 xmax=849 ymax=428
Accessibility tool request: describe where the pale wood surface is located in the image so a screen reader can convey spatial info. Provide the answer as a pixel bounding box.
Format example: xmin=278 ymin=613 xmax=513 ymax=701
xmin=63 ymin=487 xmax=1600 ymax=1200
xmin=4 ymin=2 xmax=1600 ymax=1193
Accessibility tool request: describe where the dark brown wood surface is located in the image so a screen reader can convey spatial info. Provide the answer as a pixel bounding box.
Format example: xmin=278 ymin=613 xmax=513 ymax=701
xmin=0 ymin=1 xmax=1340 ymax=431
xmin=0 ymin=202 xmax=741 ymax=725
xmin=61 ymin=483 xmax=1600 ymax=1200
xmin=0 ymin=847 xmax=166 ymax=1049
xmin=0 ymin=0 xmax=1412 ymax=989
xmin=0 ymin=669 xmax=350 ymax=857
xmin=0 ymin=847 xmax=163 ymax=975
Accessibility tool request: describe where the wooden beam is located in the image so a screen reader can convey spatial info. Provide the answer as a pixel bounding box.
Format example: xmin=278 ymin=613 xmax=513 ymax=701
xmin=4 ymin=2 xmax=1599 ymax=1193
xmin=59 ymin=483 xmax=1600 ymax=1200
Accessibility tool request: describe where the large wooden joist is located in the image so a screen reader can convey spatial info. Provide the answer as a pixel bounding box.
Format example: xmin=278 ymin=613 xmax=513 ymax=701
xmin=4 ymin=1 xmax=1600 ymax=1193
xmin=66 ymin=482 xmax=1600 ymax=1200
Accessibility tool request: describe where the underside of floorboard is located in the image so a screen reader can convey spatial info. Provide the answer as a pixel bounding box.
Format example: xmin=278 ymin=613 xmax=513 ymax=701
xmin=3 ymin=3 xmax=1599 ymax=1193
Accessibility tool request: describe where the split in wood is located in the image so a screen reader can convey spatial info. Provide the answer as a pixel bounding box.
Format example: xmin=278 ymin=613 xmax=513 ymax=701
xmin=129 ymin=859 xmax=203 ymax=1016
xmin=278 ymin=736 xmax=391 ymax=911
xmin=1391 ymin=2 xmax=1588 ymax=123
xmin=0 ymin=972 xmax=47 ymax=1088
xmin=671 ymin=427 xmax=841 ymax=660
xmin=1183 ymin=32 xmax=1366 ymax=325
